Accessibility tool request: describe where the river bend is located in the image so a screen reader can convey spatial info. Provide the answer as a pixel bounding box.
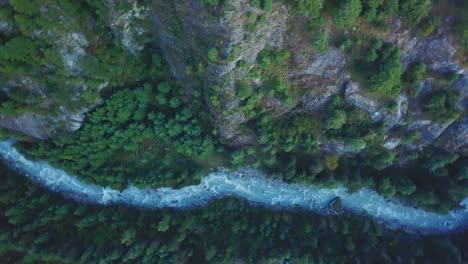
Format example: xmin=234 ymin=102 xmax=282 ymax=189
xmin=0 ymin=140 xmax=467 ymax=234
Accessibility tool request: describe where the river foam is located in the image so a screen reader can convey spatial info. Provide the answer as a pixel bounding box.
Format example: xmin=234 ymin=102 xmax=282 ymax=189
xmin=0 ymin=140 xmax=467 ymax=234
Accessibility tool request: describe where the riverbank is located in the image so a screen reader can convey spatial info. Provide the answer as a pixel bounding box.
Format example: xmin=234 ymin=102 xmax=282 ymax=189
xmin=0 ymin=140 xmax=467 ymax=234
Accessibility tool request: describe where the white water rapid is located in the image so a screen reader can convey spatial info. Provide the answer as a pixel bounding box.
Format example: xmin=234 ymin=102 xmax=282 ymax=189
xmin=0 ymin=140 xmax=467 ymax=234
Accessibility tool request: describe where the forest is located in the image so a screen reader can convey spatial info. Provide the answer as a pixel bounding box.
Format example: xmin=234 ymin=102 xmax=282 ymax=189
xmin=1 ymin=165 xmax=467 ymax=263
xmin=1 ymin=0 xmax=465 ymax=214
xmin=0 ymin=0 xmax=467 ymax=262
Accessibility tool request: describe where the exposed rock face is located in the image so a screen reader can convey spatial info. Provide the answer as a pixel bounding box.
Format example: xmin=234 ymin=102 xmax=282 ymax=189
xmin=0 ymin=114 xmax=51 ymax=139
xmin=150 ymin=0 xmax=289 ymax=145
xmin=453 ymin=74 xmax=468 ymax=109
xmin=55 ymin=32 xmax=89 ymax=75
xmin=0 ymin=1 xmax=149 ymax=140
xmin=0 ymin=107 xmax=86 ymax=139
xmin=405 ymin=77 xmax=467 ymax=150
xmin=438 ymin=117 xmax=468 ymax=153
xmin=401 ymin=34 xmax=460 ymax=73
xmin=387 ymin=17 xmax=463 ymax=73
xmin=436 ymin=75 xmax=468 ymax=153
xmin=383 ymin=137 xmax=401 ymax=150
xmin=295 ymin=49 xmax=348 ymax=111
xmin=2 ymin=0 xmax=466 ymax=157
xmin=344 ymin=81 xmax=379 ymax=117
xmin=105 ymin=0 xmax=150 ymax=54
xmin=319 ymin=139 xmax=366 ymax=155
xmin=149 ymin=1 xmax=466 ymax=154
xmin=0 ymin=20 xmax=11 ymax=33
xmin=290 ymin=48 xmax=347 ymax=78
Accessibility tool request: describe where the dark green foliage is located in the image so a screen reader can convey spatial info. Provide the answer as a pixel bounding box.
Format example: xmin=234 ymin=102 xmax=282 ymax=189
xmin=324 ymin=95 xmax=380 ymax=145
xmin=295 ymin=0 xmax=323 ymax=19
xmin=9 ymin=0 xmax=40 ymax=16
xmin=250 ymin=0 xmax=261 ymax=8
xmin=421 ymin=89 xmax=461 ymax=122
xmin=334 ymin=0 xmax=362 ymax=28
xmin=208 ymin=48 xmax=219 ymax=62
xmin=236 ymin=80 xmax=253 ymax=99
xmin=361 ymin=0 xmax=384 ymax=21
xmin=314 ymin=31 xmax=329 ymax=53
xmin=423 ymin=151 xmax=459 ymax=176
xmin=0 ymin=37 xmax=39 ymax=64
xmin=325 ymin=110 xmax=347 ymax=131
xmin=263 ymin=0 xmax=273 ymax=12
xmin=201 ymin=0 xmax=221 ymax=6
xmin=1 ymin=164 xmax=467 ymax=263
xmin=368 ymin=44 xmax=402 ymax=96
xmin=367 ymin=148 xmax=396 ymax=170
xmin=0 ymin=0 xmax=164 ymax=124
xmin=403 ymin=63 xmax=426 ymax=96
xmin=325 ymin=104 xmax=347 ymax=130
xmin=383 ymin=0 xmax=399 ymax=15
xmin=31 ymin=84 xmax=216 ymax=189
xmin=0 ymin=101 xmax=25 ymax=116
xmin=453 ymin=0 xmax=468 ymax=50
xmin=338 ymin=38 xmax=353 ymax=52
xmin=400 ymin=0 xmax=432 ymax=26
xmin=379 ymin=178 xmax=396 ymax=197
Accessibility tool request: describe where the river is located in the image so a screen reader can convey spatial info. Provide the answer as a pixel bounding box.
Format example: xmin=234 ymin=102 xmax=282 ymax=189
xmin=0 ymin=140 xmax=467 ymax=234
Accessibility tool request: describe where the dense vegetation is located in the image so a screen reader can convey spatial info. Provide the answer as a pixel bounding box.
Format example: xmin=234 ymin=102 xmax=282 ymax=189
xmin=13 ymin=0 xmax=463 ymax=212
xmin=0 ymin=0 xmax=467 ymax=262
xmin=28 ymin=82 xmax=218 ymax=189
xmin=0 ymin=0 xmax=157 ymax=117
xmin=1 ymin=166 xmax=467 ymax=263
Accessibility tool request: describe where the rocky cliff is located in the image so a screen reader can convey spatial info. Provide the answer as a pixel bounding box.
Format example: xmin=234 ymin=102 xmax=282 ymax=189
xmin=149 ymin=1 xmax=466 ymax=155
xmin=1 ymin=0 xmax=466 ymax=157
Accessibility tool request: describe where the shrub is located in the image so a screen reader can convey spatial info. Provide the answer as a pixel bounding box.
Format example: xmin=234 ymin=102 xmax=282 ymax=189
xmin=0 ymin=37 xmax=39 ymax=64
xmin=382 ymin=0 xmax=399 ymax=15
xmin=325 ymin=155 xmax=339 ymax=171
xmin=368 ymin=45 xmax=402 ymax=96
xmin=403 ymin=63 xmax=426 ymax=96
xmin=9 ymin=0 xmax=40 ymax=16
xmin=201 ymin=0 xmax=220 ymax=6
xmin=296 ymin=0 xmax=323 ymax=19
xmin=400 ymin=0 xmax=432 ymax=26
xmin=208 ymin=48 xmax=219 ymax=62
xmin=314 ymin=31 xmax=329 ymax=53
xmin=334 ymin=0 xmax=362 ymax=28
xmin=379 ymin=178 xmax=396 ymax=197
xmin=236 ymin=81 xmax=253 ymax=99
xmin=325 ymin=110 xmax=347 ymax=130
xmin=338 ymin=39 xmax=352 ymax=52
xmin=157 ymin=82 xmax=171 ymax=94
xmin=263 ymin=0 xmax=273 ymax=12
xmin=361 ymin=0 xmax=384 ymax=21
xmin=421 ymin=89 xmax=460 ymax=122
xmin=250 ymin=0 xmax=261 ymax=8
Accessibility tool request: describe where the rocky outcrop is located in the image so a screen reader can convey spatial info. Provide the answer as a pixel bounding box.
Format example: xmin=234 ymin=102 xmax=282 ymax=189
xmin=0 ymin=1 xmax=150 ymax=140
xmin=2 ymin=0 xmax=466 ymax=157
xmin=150 ymin=0 xmax=289 ymax=145
xmin=344 ymin=81 xmax=379 ymax=118
xmin=453 ymin=74 xmax=468 ymax=109
xmin=105 ymin=0 xmax=150 ymax=55
xmin=296 ymin=49 xmax=348 ymax=111
xmin=0 ymin=114 xmax=51 ymax=139
xmin=437 ymin=117 xmax=468 ymax=153
xmin=406 ymin=77 xmax=467 ymax=150
xmin=387 ymin=17 xmax=462 ymax=73
xmin=401 ymin=34 xmax=460 ymax=73
xmin=319 ymin=139 xmax=366 ymax=155
xmin=0 ymin=106 xmax=88 ymax=140
xmin=55 ymin=32 xmax=89 ymax=75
